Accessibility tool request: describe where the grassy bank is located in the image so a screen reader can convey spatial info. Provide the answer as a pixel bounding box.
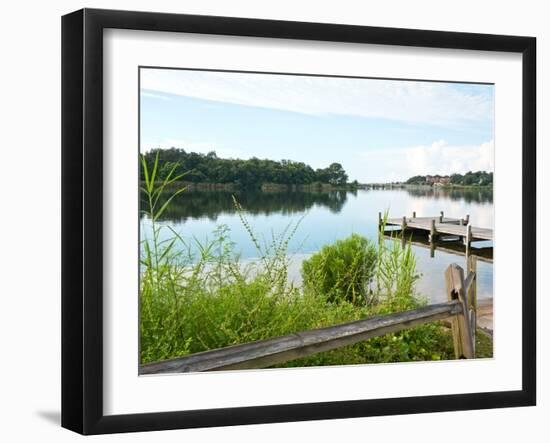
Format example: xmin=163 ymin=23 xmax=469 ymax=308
xmin=139 ymin=155 xmax=492 ymax=367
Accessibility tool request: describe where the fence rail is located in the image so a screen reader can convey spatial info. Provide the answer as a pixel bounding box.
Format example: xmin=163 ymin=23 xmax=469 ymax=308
xmin=140 ymin=263 xmax=477 ymax=375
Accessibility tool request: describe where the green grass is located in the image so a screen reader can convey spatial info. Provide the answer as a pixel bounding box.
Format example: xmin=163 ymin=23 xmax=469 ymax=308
xmin=475 ymin=329 xmax=494 ymax=358
xmin=139 ymin=155 xmax=493 ymax=367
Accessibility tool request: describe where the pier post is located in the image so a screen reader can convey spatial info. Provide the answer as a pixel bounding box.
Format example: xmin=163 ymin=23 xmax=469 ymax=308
xmin=412 ymin=211 xmax=416 ymax=218
xmin=464 ymin=214 xmax=470 ymax=225
xmin=464 ymin=223 xmax=472 ymax=254
xmin=429 ymin=219 xmax=437 ymax=243
xmin=439 ymin=211 xmax=444 ymax=223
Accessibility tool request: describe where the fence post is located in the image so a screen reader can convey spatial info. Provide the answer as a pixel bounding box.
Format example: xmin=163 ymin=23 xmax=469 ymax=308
xmin=445 ymin=266 xmax=462 ymax=358
xmin=467 ymin=255 xmax=477 ymax=355
xmin=445 ymin=264 xmax=474 ymax=359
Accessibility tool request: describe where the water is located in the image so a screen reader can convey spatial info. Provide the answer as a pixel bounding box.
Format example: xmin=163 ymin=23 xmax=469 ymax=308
xmin=141 ymin=187 xmax=493 ymax=303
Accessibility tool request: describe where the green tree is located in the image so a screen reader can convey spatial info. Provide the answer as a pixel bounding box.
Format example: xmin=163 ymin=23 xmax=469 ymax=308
xmin=326 ymin=162 xmax=348 ymax=185
xmin=406 ymin=175 xmax=426 ymax=185
xmin=449 ymin=173 xmax=464 ymax=184
xmin=140 ymin=148 xmax=352 ymax=188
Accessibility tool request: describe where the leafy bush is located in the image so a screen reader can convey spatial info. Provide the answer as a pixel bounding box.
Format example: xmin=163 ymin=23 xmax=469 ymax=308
xmin=301 ymin=234 xmax=377 ymax=305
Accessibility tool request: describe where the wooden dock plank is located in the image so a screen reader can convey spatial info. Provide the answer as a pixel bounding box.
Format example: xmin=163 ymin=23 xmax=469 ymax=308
xmin=388 ymin=216 xmax=461 ymax=224
xmin=386 ymin=216 xmax=492 ymax=241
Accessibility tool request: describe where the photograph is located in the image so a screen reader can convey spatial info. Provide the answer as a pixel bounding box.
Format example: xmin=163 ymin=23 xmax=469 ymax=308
xmin=138 ymin=67 xmax=495 ymax=374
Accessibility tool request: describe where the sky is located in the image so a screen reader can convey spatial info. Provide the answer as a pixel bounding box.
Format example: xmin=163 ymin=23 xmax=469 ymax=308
xmin=140 ymin=68 xmax=494 ymax=183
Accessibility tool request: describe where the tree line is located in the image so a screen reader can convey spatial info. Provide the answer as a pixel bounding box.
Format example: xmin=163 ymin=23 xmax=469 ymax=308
xmin=406 ymin=171 xmax=493 ymax=186
xmin=141 ymin=148 xmax=350 ymax=188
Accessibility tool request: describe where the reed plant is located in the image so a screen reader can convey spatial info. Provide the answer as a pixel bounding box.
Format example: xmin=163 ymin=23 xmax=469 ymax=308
xmin=375 ymin=211 xmax=422 ymax=312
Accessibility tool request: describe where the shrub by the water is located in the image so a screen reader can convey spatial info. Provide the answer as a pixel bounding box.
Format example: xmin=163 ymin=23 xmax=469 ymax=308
xmin=301 ymin=234 xmax=377 ymax=305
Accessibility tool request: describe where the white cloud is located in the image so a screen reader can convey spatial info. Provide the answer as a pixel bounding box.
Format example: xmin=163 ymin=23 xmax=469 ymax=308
xmin=141 ymin=91 xmax=172 ymax=101
xmin=355 ymin=140 xmax=494 ymax=182
xmin=140 ymin=69 xmax=493 ymax=128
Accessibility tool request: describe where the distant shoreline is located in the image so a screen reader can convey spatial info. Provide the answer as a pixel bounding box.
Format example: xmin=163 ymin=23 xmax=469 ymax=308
xmin=140 ymin=180 xmax=492 ymax=192
xmin=142 ymin=180 xmax=362 ymax=192
xmin=364 ymin=183 xmax=493 ymax=190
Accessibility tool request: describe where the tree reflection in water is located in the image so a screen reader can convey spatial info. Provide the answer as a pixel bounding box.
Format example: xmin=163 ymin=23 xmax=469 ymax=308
xmin=143 ymin=189 xmax=354 ymax=223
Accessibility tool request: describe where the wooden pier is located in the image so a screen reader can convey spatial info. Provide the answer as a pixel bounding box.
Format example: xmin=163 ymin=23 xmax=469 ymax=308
xmin=383 ymin=211 xmax=492 ymax=242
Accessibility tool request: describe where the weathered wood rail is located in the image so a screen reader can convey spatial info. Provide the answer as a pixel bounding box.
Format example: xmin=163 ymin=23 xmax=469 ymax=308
xmin=140 ymin=263 xmax=478 ymax=375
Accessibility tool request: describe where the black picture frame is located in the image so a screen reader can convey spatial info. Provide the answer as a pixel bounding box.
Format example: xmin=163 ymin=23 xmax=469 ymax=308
xmin=61 ymin=8 xmax=536 ymax=435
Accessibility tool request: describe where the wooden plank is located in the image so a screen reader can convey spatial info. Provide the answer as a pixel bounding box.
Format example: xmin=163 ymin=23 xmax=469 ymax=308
xmin=388 ymin=216 xmax=462 ymax=225
xmin=140 ymin=301 xmax=463 ymax=374
xmin=386 ymin=216 xmax=493 ymax=241
xmin=471 ymin=227 xmax=493 ymax=240
xmin=445 ymin=264 xmax=475 ymax=359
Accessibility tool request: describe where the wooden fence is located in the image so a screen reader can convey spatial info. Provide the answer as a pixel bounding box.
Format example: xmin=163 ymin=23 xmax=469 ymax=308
xmin=140 ymin=262 xmax=477 ymax=375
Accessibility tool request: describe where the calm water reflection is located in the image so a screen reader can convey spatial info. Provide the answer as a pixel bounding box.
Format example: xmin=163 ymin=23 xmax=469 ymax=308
xmin=141 ymin=187 xmax=493 ymax=303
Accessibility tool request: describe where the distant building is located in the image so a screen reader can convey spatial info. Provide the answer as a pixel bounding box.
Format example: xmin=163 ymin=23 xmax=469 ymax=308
xmin=425 ymin=175 xmax=450 ymax=185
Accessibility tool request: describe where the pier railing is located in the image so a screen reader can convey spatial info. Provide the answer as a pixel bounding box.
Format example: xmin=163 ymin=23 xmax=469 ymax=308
xmin=140 ymin=263 xmax=478 ymax=375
